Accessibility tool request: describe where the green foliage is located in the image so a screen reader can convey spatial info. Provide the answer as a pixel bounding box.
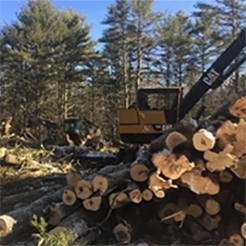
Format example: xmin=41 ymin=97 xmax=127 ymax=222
xmin=31 ymin=214 xmax=73 ymax=246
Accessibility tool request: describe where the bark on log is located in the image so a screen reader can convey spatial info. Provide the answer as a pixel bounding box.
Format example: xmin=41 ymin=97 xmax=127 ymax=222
xmin=49 ymin=209 xmax=88 ymax=243
xmin=192 ymin=129 xmax=216 ymax=151
xmin=180 ymin=169 xmax=220 ymax=195
xmin=2 ymin=186 xmax=49 ymax=204
xmin=0 ymin=188 xmax=63 ymax=244
xmin=62 ymin=188 xmax=77 ymax=206
xmin=66 ymin=173 xmax=81 ymax=188
xmin=152 ymin=153 xmax=194 ymax=180
xmin=48 ymin=200 xmax=81 ymax=226
xmin=203 ymin=144 xmax=238 ymax=172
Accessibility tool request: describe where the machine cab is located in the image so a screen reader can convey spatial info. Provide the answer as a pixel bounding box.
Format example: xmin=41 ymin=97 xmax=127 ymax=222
xmin=119 ymin=87 xmax=183 ymax=144
xmin=137 ymin=87 xmax=182 ymax=124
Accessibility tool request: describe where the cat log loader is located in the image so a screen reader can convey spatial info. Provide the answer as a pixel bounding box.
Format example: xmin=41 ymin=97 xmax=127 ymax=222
xmin=119 ymin=28 xmax=246 ymax=144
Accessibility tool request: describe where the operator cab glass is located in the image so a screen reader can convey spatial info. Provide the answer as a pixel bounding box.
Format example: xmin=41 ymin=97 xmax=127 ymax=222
xmin=137 ymin=88 xmax=182 ymax=124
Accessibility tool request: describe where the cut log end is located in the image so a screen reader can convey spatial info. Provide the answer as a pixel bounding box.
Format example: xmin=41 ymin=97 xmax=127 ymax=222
xmin=241 ymin=222 xmax=246 ymax=239
xmin=229 ymin=234 xmax=244 ymax=246
xmin=130 ymin=163 xmax=149 ymax=182
xmin=113 ymin=223 xmax=131 ymax=244
xmin=0 ymin=215 xmax=17 ymax=237
xmin=186 ymin=204 xmax=203 ymax=218
xmin=91 ymin=176 xmax=108 ymax=194
xmin=83 ymin=196 xmax=102 ymax=211
xmin=142 ymin=189 xmax=153 ymax=201
xmin=166 ymin=131 xmax=188 ymax=151
xmin=74 ymin=180 xmax=93 ymax=200
xmin=109 ymin=192 xmax=130 ymax=209
xmin=230 ymin=97 xmax=246 ymax=120
xmin=192 ymin=129 xmax=216 ymax=151
xmin=62 ymin=189 xmax=77 ymax=206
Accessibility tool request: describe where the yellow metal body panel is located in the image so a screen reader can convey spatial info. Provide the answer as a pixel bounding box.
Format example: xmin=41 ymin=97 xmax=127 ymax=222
xmin=119 ymin=109 xmax=139 ymax=124
xmin=119 ymin=109 xmax=168 ymax=134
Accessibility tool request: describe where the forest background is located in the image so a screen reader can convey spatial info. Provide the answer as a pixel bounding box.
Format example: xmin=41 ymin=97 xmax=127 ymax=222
xmin=0 ymin=0 xmax=245 ymax=141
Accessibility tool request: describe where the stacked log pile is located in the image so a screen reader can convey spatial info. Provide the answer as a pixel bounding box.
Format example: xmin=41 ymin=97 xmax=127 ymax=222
xmin=0 ymin=97 xmax=246 ymax=245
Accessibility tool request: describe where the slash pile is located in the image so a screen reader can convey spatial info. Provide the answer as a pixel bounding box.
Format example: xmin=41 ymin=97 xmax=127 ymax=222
xmin=0 ymin=97 xmax=246 ymax=246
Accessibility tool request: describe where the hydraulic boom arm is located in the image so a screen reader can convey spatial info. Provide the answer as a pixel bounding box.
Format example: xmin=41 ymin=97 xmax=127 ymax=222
xmin=179 ymin=28 xmax=246 ymax=120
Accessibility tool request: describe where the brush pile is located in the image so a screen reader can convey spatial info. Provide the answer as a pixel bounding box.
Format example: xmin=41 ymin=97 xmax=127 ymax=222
xmin=0 ymin=97 xmax=245 ymax=246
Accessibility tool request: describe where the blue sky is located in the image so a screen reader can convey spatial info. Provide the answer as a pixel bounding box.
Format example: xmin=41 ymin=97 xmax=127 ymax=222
xmin=0 ymin=0 xmax=203 ymax=42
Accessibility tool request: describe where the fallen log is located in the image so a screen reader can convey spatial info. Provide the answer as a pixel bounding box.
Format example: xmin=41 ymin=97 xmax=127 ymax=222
xmin=130 ymin=147 xmax=151 ymax=182
xmin=165 ymin=131 xmax=188 ymax=151
xmin=2 ymin=186 xmax=49 ymax=205
xmin=0 ymin=188 xmax=64 ymax=244
xmin=108 ymin=191 xmax=131 ymax=209
xmin=91 ymin=168 xmax=130 ymax=195
xmin=49 ymin=209 xmax=88 ymax=243
xmin=48 ymin=200 xmax=81 ymax=226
